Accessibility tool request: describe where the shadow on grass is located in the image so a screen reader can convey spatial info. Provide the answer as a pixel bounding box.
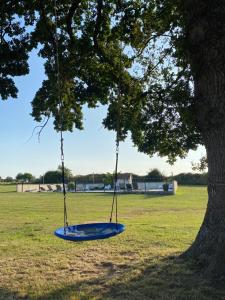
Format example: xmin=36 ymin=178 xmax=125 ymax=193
xmin=0 ymin=288 xmax=28 ymax=300
xmin=99 ymin=256 xmax=225 ymax=300
xmin=95 ymin=192 xmax=172 ymax=199
xmin=2 ymin=256 xmax=225 ymax=300
xmin=14 ymin=257 xmax=225 ymax=299
xmin=143 ymin=193 xmax=173 ymax=199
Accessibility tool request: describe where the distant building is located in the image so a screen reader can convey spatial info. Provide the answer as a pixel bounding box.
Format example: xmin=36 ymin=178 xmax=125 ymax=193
xmin=116 ymin=173 xmax=133 ymax=190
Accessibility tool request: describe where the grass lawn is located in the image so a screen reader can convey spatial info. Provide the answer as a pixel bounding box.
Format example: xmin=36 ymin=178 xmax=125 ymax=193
xmin=0 ymin=185 xmax=225 ymax=300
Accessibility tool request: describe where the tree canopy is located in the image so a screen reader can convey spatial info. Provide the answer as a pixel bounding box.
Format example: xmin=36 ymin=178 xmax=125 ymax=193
xmin=16 ymin=172 xmax=35 ymax=182
xmin=0 ymin=1 xmax=202 ymax=161
xmin=147 ymin=168 xmax=164 ymax=181
xmin=0 ymin=1 xmax=31 ymax=99
xmin=28 ymin=0 xmax=141 ymax=135
xmin=43 ymin=165 xmax=73 ymax=183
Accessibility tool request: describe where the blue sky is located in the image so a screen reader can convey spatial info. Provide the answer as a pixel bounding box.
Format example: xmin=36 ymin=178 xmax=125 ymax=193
xmin=0 ymin=50 xmax=205 ymax=179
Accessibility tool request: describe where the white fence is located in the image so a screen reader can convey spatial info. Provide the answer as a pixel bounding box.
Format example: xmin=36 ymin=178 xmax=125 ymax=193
xmin=136 ymin=181 xmax=177 ymax=194
xmin=17 ymin=180 xmax=178 ymax=194
xmin=16 ymin=183 xmax=65 ymax=193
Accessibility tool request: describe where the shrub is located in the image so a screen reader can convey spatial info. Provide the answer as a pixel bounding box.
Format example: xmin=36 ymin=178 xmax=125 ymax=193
xmin=163 ymin=183 xmax=169 ymax=192
xmin=68 ymin=182 xmax=75 ymax=191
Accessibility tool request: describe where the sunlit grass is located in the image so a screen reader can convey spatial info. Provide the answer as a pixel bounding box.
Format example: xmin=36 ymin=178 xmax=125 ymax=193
xmin=1 ymin=185 xmax=224 ymax=299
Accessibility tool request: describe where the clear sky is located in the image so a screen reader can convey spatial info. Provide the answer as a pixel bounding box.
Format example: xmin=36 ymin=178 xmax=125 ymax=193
xmin=0 ymin=50 xmax=205 ymax=179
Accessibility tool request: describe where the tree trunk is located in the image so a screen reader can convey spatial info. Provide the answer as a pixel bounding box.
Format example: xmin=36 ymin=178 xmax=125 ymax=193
xmin=183 ymin=130 xmax=225 ymax=277
xmin=181 ymin=0 xmax=225 ymax=277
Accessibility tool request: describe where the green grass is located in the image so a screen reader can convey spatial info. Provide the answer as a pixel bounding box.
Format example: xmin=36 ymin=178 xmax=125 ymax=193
xmin=0 ymin=185 xmax=225 ymax=300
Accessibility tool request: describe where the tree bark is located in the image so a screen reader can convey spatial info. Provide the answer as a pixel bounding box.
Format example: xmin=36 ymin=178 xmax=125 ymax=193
xmin=183 ymin=130 xmax=225 ymax=277
xmin=181 ymin=0 xmax=225 ymax=277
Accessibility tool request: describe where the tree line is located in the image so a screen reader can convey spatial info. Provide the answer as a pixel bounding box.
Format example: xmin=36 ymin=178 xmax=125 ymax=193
xmin=2 ymin=167 xmax=207 ymax=186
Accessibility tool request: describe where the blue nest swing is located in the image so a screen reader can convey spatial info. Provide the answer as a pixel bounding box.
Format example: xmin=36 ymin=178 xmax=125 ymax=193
xmin=53 ymin=6 xmax=125 ymax=242
xmin=55 ymin=222 xmax=125 ymax=242
xmin=54 ymin=127 xmax=125 ymax=242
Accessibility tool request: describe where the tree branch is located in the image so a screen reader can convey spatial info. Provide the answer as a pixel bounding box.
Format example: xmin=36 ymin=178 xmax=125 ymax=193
xmin=134 ymin=33 xmax=172 ymax=60
xmin=26 ymin=116 xmax=50 ymax=143
xmin=93 ymin=0 xmax=104 ymax=59
xmin=39 ymin=1 xmax=57 ymax=55
xmin=66 ymin=0 xmax=81 ymax=45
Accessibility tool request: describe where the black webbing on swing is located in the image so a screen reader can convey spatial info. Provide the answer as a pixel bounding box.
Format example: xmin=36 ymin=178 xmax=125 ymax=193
xmin=54 ymin=0 xmax=68 ymax=230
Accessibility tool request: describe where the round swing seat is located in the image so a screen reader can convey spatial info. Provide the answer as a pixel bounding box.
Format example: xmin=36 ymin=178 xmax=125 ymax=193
xmin=54 ymin=222 xmax=125 ymax=242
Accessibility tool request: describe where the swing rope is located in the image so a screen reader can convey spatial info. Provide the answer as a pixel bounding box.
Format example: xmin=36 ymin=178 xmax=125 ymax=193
xmin=110 ymin=42 xmax=123 ymax=225
xmin=54 ymin=0 xmax=68 ymax=230
xmin=61 ymin=132 xmax=68 ymax=229
xmin=110 ymin=138 xmax=119 ymax=224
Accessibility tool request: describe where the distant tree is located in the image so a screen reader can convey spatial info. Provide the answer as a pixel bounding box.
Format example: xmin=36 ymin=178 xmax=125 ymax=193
xmin=67 ymin=182 xmax=75 ymax=191
xmin=147 ymin=169 xmax=164 ymax=182
xmin=57 ymin=165 xmax=73 ymax=181
xmin=103 ymin=173 xmax=114 ymax=186
xmin=174 ymin=172 xmax=208 ymax=185
xmin=5 ymin=176 xmax=14 ymax=183
xmin=16 ymin=173 xmax=23 ymax=181
xmin=24 ymin=173 xmax=35 ymax=182
xmin=43 ymin=170 xmax=61 ymax=184
xmin=43 ymin=166 xmax=73 ymax=184
xmin=16 ymin=172 xmax=35 ymax=182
